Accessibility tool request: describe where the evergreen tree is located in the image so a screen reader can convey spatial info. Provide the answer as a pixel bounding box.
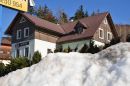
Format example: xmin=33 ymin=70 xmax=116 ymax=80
xmin=32 ymin=51 xmax=42 ymax=64
xmin=28 ymin=6 xmax=35 ymax=15
xmin=57 ymin=10 xmax=68 ymax=24
xmin=80 ymin=44 xmax=88 ymax=53
xmin=91 ymin=11 xmax=96 ymax=16
xmin=85 ymin=10 xmax=89 ymax=17
xmin=74 ymin=5 xmax=85 ymax=20
xmin=36 ymin=6 xmax=44 ymax=19
xmin=36 ymin=5 xmax=57 ymax=23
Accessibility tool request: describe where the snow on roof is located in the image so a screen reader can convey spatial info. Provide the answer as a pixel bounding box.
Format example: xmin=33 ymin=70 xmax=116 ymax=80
xmin=0 ymin=43 xmax=130 ymax=86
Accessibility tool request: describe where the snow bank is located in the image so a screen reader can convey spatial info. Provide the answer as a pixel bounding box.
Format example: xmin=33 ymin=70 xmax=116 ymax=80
xmin=1 ymin=43 xmax=130 ymax=86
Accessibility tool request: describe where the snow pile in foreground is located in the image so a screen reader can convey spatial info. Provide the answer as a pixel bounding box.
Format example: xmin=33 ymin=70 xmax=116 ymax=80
xmin=1 ymin=43 xmax=130 ymax=86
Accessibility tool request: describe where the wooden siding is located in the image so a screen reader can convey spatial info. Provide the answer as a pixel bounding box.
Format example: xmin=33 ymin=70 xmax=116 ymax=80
xmin=93 ymin=17 xmax=113 ymax=44
xmin=35 ymin=30 xmax=59 ymax=43
xmin=12 ymin=17 xmax=35 ymax=43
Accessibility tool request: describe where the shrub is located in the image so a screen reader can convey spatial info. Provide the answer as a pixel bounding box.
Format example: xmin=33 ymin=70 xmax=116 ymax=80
xmin=80 ymin=44 xmax=88 ymax=53
xmin=87 ymin=40 xmax=101 ymax=54
xmin=6 ymin=57 xmax=30 ymax=72
xmin=54 ymin=46 xmax=63 ymax=53
xmin=0 ymin=63 xmax=5 ymax=77
xmin=32 ymin=51 xmax=42 ymax=64
xmin=104 ymin=37 xmax=120 ymax=49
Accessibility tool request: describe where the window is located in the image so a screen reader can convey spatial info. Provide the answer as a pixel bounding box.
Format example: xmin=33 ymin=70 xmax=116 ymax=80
xmin=24 ymin=47 xmax=29 ymax=57
xmin=104 ymin=18 xmax=107 ymax=24
xmin=99 ymin=28 xmax=104 ymax=39
xmin=20 ymin=17 xmax=26 ymax=23
xmin=17 ymin=30 xmax=22 ymax=39
xmin=24 ymin=27 xmax=29 ymax=37
xmin=76 ymin=27 xmax=83 ymax=34
xmin=107 ymin=32 xmax=112 ymax=41
xmin=16 ymin=49 xmax=20 ymax=57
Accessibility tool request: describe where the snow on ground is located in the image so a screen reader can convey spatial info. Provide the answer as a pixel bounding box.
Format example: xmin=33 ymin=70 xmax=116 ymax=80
xmin=1 ymin=43 xmax=130 ymax=86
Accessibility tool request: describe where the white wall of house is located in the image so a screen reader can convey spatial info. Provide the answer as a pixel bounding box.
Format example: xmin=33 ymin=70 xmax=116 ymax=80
xmin=61 ymin=40 xmax=91 ymax=51
xmin=60 ymin=39 xmax=105 ymax=52
xmin=34 ymin=39 xmax=56 ymax=57
xmin=11 ymin=39 xmax=56 ymax=59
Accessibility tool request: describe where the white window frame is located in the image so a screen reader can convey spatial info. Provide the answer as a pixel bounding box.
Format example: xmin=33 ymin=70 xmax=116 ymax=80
xmin=107 ymin=32 xmax=112 ymax=41
xmin=17 ymin=30 xmax=22 ymax=39
xmin=20 ymin=17 xmax=26 ymax=23
xmin=104 ymin=18 xmax=107 ymax=24
xmin=99 ymin=28 xmax=104 ymax=39
xmin=24 ymin=27 xmax=29 ymax=37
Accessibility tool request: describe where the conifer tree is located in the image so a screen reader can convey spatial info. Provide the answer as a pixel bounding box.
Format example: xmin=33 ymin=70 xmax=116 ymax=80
xmin=36 ymin=5 xmax=57 ymax=23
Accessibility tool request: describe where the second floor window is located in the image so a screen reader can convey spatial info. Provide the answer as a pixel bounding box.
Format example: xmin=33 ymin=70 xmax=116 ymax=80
xmin=99 ymin=28 xmax=104 ymax=39
xmin=17 ymin=30 xmax=21 ymax=39
xmin=107 ymin=32 xmax=112 ymax=41
xmin=24 ymin=27 xmax=29 ymax=37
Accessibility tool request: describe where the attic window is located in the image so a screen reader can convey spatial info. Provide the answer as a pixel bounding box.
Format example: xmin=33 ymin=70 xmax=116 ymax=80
xmin=104 ymin=18 xmax=107 ymax=24
xmin=20 ymin=17 xmax=26 ymax=23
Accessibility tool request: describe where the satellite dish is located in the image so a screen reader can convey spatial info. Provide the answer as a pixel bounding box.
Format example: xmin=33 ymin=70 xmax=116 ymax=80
xmin=29 ymin=0 xmax=35 ymax=6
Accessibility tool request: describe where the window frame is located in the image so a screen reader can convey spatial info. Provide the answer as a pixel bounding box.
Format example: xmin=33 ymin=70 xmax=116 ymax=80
xmin=24 ymin=27 xmax=29 ymax=37
xmin=99 ymin=28 xmax=104 ymax=39
xmin=17 ymin=30 xmax=22 ymax=39
xmin=24 ymin=47 xmax=29 ymax=57
xmin=107 ymin=32 xmax=112 ymax=41
xmin=104 ymin=18 xmax=107 ymax=24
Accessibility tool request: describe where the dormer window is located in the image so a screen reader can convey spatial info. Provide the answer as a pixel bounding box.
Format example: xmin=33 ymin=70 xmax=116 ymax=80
xmin=75 ymin=27 xmax=84 ymax=34
xmin=17 ymin=30 xmax=22 ymax=39
xmin=20 ymin=17 xmax=26 ymax=23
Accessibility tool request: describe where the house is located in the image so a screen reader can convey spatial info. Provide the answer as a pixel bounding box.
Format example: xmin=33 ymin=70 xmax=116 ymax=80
xmin=0 ymin=37 xmax=11 ymax=65
xmin=115 ymin=24 xmax=130 ymax=42
xmin=5 ymin=12 xmax=118 ymax=58
xmin=57 ymin=12 xmax=118 ymax=51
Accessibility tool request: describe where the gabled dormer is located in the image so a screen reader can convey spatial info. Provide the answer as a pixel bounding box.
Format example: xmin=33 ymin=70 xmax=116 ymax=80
xmin=74 ymin=21 xmax=87 ymax=34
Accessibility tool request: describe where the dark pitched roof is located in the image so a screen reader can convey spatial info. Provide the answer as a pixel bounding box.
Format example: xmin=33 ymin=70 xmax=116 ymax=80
xmin=57 ymin=12 xmax=110 ymax=43
xmin=1 ymin=37 xmax=11 ymax=46
xmin=5 ymin=13 xmax=65 ymax=35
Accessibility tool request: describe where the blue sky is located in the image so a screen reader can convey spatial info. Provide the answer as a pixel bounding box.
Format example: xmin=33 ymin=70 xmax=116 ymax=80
xmin=0 ymin=0 xmax=130 ymax=40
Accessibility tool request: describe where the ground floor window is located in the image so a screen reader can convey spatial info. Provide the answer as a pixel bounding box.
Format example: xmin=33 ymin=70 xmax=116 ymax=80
xmin=24 ymin=47 xmax=29 ymax=57
xmin=16 ymin=49 xmax=19 ymax=57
